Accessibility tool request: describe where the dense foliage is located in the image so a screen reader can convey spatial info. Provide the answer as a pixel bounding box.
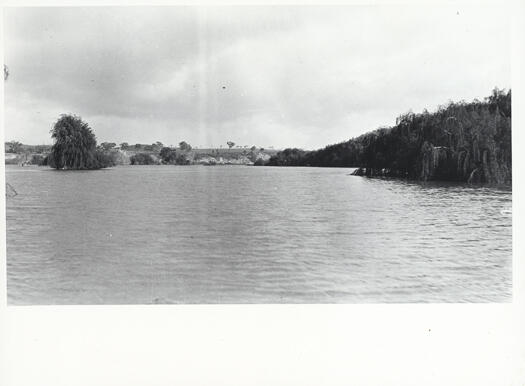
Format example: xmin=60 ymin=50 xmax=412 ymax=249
xmin=39 ymin=115 xmax=120 ymax=169
xmin=266 ymin=89 xmax=511 ymax=183
xmin=121 ymin=142 xmax=164 ymax=152
xmin=99 ymin=142 xmax=117 ymax=151
xmin=94 ymin=148 xmax=120 ymax=167
xmin=30 ymin=154 xmax=46 ymax=165
xmin=159 ymin=146 xmax=192 ymax=164
xmin=159 ymin=147 xmax=177 ymax=164
xmin=130 ymin=153 xmax=156 ymax=165
xmin=5 ymin=141 xmax=23 ymax=153
xmin=179 ymin=141 xmax=192 ymax=151
xmin=48 ymin=115 xmax=103 ymax=169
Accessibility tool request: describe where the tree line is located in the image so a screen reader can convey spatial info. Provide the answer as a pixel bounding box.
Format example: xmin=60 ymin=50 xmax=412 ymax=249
xmin=264 ymin=88 xmax=511 ymax=183
xmin=40 ymin=115 xmax=195 ymax=168
xmin=36 ymin=114 xmax=266 ymax=169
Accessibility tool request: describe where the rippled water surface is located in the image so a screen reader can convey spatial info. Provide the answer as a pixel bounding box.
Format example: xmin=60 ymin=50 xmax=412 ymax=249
xmin=6 ymin=165 xmax=512 ymax=304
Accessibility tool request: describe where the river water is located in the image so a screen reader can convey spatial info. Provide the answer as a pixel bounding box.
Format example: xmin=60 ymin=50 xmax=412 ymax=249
xmin=5 ymin=165 xmax=512 ymax=304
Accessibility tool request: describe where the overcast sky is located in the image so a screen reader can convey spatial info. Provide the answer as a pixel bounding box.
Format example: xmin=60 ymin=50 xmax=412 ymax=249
xmin=4 ymin=6 xmax=511 ymax=149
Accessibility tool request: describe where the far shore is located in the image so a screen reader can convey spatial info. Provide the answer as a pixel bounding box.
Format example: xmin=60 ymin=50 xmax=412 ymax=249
xmin=4 ymin=145 xmax=279 ymax=168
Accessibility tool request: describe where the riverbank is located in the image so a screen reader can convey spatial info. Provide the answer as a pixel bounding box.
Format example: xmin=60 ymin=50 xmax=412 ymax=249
xmin=264 ymin=88 xmax=511 ymax=184
xmin=4 ymin=146 xmax=277 ymax=167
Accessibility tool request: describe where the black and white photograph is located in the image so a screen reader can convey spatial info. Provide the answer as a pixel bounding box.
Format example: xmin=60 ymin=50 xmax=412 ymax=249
xmin=2 ymin=3 xmax=525 ymax=386
xmin=3 ymin=5 xmax=514 ymax=305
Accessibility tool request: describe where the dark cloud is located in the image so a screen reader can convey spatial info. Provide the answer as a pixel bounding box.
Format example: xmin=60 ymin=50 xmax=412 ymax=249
xmin=4 ymin=6 xmax=510 ymax=149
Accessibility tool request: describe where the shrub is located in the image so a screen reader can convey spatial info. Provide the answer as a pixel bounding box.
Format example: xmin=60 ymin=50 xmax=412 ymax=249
xmin=94 ymin=149 xmax=119 ymax=168
xmin=159 ymin=147 xmax=177 ymax=164
xmin=130 ymin=153 xmax=156 ymax=165
xmin=30 ymin=154 xmax=46 ymax=166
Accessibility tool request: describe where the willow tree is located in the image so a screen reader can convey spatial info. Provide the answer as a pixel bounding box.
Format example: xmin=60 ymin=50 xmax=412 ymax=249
xmin=49 ymin=114 xmax=100 ymax=169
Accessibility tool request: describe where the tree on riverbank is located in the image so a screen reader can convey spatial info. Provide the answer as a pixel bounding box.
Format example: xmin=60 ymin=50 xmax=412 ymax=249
xmin=5 ymin=141 xmax=23 ymax=153
xmin=47 ymin=114 xmax=113 ymax=169
xmin=159 ymin=147 xmax=177 ymax=164
xmin=100 ymin=142 xmax=116 ymax=151
xmin=179 ymin=141 xmax=192 ymax=151
xmin=265 ymin=88 xmax=512 ymax=184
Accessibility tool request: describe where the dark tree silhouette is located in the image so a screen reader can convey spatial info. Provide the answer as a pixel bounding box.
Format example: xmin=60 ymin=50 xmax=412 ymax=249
xmin=159 ymin=147 xmax=177 ymax=164
xmin=265 ymin=89 xmax=511 ymax=184
xmin=99 ymin=142 xmax=116 ymax=151
xmin=5 ymin=141 xmax=22 ymax=153
xmin=130 ymin=153 xmax=156 ymax=165
xmin=49 ymin=114 xmax=100 ymax=169
xmin=179 ymin=141 xmax=192 ymax=151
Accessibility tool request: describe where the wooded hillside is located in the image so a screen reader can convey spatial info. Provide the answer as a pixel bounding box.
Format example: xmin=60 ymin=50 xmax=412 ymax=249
xmin=267 ymin=89 xmax=511 ymax=184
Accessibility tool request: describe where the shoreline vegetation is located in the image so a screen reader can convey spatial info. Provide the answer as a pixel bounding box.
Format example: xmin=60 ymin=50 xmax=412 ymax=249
xmin=266 ymin=88 xmax=511 ymax=184
xmin=5 ymin=121 xmax=276 ymax=169
xmin=5 ymin=88 xmax=511 ymax=184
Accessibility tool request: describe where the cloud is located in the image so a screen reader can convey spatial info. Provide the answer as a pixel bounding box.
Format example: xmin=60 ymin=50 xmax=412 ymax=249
xmin=4 ymin=5 xmax=511 ymax=149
